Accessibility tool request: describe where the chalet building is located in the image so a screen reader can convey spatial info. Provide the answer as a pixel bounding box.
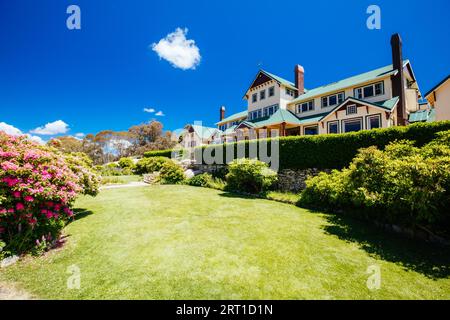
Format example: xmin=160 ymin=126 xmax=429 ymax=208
xmin=215 ymin=34 xmax=427 ymax=141
xmin=179 ymin=124 xmax=221 ymax=148
xmin=425 ymin=75 xmax=450 ymax=121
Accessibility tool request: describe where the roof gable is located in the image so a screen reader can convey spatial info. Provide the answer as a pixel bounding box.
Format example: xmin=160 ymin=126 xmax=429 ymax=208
xmin=243 ymin=69 xmax=298 ymax=98
xmin=425 ymin=75 xmax=450 ymax=98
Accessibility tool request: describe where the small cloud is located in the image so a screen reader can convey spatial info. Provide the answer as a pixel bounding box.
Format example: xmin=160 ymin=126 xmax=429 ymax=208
xmin=74 ymin=133 xmax=85 ymax=138
xmin=155 ymin=111 xmax=165 ymax=116
xmin=26 ymin=134 xmax=45 ymax=145
xmin=0 ymin=122 xmax=22 ymax=136
xmin=151 ymin=28 xmax=201 ymax=70
xmin=30 ymin=120 xmax=69 ymax=135
xmin=144 ymin=108 xmax=155 ymax=113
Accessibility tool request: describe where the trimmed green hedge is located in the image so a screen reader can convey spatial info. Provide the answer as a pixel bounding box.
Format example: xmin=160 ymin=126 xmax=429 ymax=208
xmin=143 ymin=121 xmax=450 ymax=170
xmin=143 ymin=149 xmax=173 ymax=158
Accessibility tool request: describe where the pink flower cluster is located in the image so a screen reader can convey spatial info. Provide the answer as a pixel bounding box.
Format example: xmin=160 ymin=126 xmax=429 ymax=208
xmin=0 ymin=131 xmax=96 ymax=243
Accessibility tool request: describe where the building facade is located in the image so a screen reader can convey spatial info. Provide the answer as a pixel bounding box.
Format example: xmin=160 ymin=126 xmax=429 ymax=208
xmin=215 ymin=34 xmax=426 ymax=142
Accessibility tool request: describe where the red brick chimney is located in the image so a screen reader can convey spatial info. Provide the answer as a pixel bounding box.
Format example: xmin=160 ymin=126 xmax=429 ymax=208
xmin=391 ymin=34 xmax=407 ymax=126
xmin=294 ymin=65 xmax=305 ymax=95
xmin=220 ymin=105 xmax=225 ymax=121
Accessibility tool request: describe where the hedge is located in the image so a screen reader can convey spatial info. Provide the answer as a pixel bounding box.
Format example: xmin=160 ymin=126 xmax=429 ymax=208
xmin=143 ymin=149 xmax=173 ymax=158
xmin=143 ymin=121 xmax=450 ymax=170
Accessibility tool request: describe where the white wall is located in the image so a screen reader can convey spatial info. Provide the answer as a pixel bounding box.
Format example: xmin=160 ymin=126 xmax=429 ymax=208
xmin=247 ymin=80 xmax=296 ymax=113
xmin=435 ymin=80 xmax=450 ymax=121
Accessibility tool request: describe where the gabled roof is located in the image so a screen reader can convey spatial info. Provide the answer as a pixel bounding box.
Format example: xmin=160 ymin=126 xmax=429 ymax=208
xmin=290 ymin=60 xmax=410 ymax=105
xmin=185 ymin=124 xmax=221 ymax=140
xmin=319 ymin=96 xmax=399 ymax=122
xmin=243 ymin=69 xmax=298 ymax=98
xmin=425 ymin=75 xmax=450 ymax=98
xmin=260 ymin=70 xmax=298 ymax=91
xmin=252 ymin=109 xmax=303 ymax=128
xmin=215 ymin=110 xmax=248 ymax=125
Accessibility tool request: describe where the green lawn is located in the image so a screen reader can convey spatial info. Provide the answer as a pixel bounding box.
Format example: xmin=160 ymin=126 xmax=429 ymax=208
xmin=1 ymin=185 xmax=449 ymax=299
xmin=100 ymin=175 xmax=141 ymax=185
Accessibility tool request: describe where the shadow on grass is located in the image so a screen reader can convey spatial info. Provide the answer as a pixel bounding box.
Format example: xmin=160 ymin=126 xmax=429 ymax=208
xmin=323 ymin=214 xmax=450 ymax=280
xmin=72 ymin=208 xmax=94 ymax=221
xmin=218 ymin=191 xmax=260 ymax=200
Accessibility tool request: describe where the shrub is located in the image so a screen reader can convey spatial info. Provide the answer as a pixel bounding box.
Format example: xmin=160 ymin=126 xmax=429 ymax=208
xmin=118 ymin=157 xmax=135 ymax=169
xmin=299 ymin=132 xmax=450 ymax=233
xmin=159 ymin=161 xmax=185 ymax=184
xmin=226 ymin=158 xmax=277 ymax=194
xmin=187 ymin=173 xmax=213 ymax=187
xmin=134 ymin=157 xmax=170 ymax=175
xmin=0 ymin=132 xmax=99 ymax=257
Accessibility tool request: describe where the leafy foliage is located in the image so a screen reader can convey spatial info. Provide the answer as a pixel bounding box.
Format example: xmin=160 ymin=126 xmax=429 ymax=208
xmin=187 ymin=173 xmax=213 ymax=187
xmin=0 ymin=132 xmax=100 ymax=256
xmin=226 ymin=158 xmax=277 ymax=194
xmin=159 ymin=161 xmax=185 ymax=184
xmin=118 ymin=157 xmax=135 ymax=169
xmin=134 ymin=157 xmax=171 ymax=174
xmin=299 ymin=131 xmax=450 ymax=233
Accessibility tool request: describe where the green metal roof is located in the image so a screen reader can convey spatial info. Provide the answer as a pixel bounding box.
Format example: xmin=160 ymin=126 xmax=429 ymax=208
xmin=409 ymin=109 xmax=435 ymax=123
xmin=215 ymin=110 xmax=248 ymax=125
xmin=374 ymin=96 xmax=400 ymax=111
xmin=189 ymin=125 xmax=221 ymax=140
xmin=290 ymin=60 xmax=410 ymax=104
xmin=252 ymin=109 xmax=303 ymax=128
xmin=222 ymin=125 xmax=237 ymax=135
xmin=260 ymin=70 xmax=298 ymax=91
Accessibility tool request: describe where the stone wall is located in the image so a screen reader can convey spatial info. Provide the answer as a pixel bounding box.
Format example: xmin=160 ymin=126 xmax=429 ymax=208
xmin=276 ymin=168 xmax=332 ymax=193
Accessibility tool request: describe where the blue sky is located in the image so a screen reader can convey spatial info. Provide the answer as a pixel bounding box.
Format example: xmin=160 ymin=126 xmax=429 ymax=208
xmin=0 ymin=0 xmax=449 ymax=141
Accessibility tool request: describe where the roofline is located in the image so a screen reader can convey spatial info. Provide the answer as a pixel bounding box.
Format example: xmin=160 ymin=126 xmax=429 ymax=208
xmin=215 ymin=112 xmax=247 ymax=125
xmin=424 ymin=74 xmax=450 ymax=98
xmin=320 ymin=97 xmax=399 ymax=123
xmin=242 ymin=69 xmax=297 ymax=99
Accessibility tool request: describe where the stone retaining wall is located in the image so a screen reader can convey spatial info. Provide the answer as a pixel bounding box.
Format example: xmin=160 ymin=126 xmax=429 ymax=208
xmin=276 ymin=168 xmax=332 ymax=192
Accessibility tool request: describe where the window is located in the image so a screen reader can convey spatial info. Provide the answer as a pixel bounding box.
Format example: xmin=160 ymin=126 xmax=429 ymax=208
xmin=297 ymin=100 xmax=314 ymax=113
xmin=304 ymin=126 xmax=318 ymax=135
xmin=321 ymin=92 xmax=345 ymax=108
xmin=257 ymin=109 xmax=262 ymax=118
xmin=219 ymin=124 xmax=227 ymax=131
xmin=269 ymin=86 xmax=275 ymax=97
xmin=346 ymin=104 xmax=357 ymax=115
xmin=285 ymin=88 xmax=296 ymax=97
xmin=328 ymin=121 xmax=339 ymax=134
xmin=354 ymin=81 xmax=384 ymax=99
xmin=342 ymin=118 xmax=362 ymax=133
xmin=367 ymin=114 xmax=381 ymax=129
xmin=252 ymin=93 xmax=257 ymax=103
xmin=260 ymin=90 xmax=266 ymax=100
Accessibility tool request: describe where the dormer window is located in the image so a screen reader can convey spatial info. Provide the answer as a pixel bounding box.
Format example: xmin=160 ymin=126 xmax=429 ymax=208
xmin=252 ymin=93 xmax=257 ymax=103
xmin=260 ymin=90 xmax=266 ymax=100
xmin=285 ymin=88 xmax=296 ymax=97
xmin=269 ymin=86 xmax=275 ymax=97
xmin=346 ymin=104 xmax=357 ymax=115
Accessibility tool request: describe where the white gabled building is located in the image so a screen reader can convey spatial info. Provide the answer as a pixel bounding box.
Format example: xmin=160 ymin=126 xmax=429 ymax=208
xmin=215 ymin=34 xmax=427 ymax=141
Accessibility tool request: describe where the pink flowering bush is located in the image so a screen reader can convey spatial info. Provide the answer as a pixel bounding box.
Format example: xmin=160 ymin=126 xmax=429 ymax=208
xmin=0 ymin=132 xmax=100 ymax=257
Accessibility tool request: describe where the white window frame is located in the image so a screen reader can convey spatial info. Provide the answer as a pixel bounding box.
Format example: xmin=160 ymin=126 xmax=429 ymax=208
xmin=296 ymin=100 xmax=314 ymax=113
xmin=327 ymin=121 xmax=339 ymax=134
xmin=321 ymin=92 xmax=345 ymax=108
xmin=367 ymin=114 xmax=381 ymax=130
xmin=260 ymin=90 xmax=266 ymax=100
xmin=346 ymin=104 xmax=357 ymax=115
xmin=342 ymin=118 xmax=363 ymax=133
xmin=354 ymin=81 xmax=384 ymax=99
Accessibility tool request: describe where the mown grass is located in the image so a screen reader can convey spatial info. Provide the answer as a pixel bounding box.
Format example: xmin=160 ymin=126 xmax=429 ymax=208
xmin=100 ymin=175 xmax=141 ymax=185
xmin=0 ymin=185 xmax=449 ymax=299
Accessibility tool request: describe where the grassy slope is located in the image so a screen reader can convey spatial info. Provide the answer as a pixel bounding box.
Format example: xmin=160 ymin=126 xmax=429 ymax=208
xmin=1 ymin=185 xmax=449 ymax=299
xmin=100 ymin=175 xmax=141 ymax=185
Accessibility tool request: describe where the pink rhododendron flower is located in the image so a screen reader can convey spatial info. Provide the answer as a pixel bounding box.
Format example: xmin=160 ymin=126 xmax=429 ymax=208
xmin=16 ymin=203 xmax=25 ymax=211
xmin=13 ymin=191 xmax=21 ymax=198
xmin=24 ymin=195 xmax=34 ymax=202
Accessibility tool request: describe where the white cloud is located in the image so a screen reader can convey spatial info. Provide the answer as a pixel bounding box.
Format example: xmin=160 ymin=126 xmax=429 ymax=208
xmin=0 ymin=122 xmax=45 ymax=144
xmin=155 ymin=111 xmax=165 ymax=116
xmin=0 ymin=122 xmax=22 ymax=136
xmin=74 ymin=133 xmax=85 ymax=138
xmin=26 ymin=134 xmax=45 ymax=145
xmin=152 ymin=28 xmax=201 ymax=70
xmin=144 ymin=108 xmax=155 ymax=113
xmin=30 ymin=120 xmax=69 ymax=135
